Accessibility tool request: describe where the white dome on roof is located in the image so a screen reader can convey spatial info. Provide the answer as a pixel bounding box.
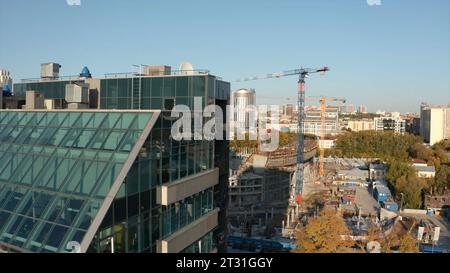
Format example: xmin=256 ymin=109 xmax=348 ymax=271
xmin=179 ymin=62 xmax=194 ymax=75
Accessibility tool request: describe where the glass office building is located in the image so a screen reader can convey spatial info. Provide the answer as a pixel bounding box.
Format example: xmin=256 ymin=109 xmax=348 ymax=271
xmin=3 ymin=68 xmax=230 ymax=253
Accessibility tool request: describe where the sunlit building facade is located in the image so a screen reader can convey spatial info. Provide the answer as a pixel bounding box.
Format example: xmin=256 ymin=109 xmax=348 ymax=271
xmin=1 ymin=66 xmax=230 ymax=253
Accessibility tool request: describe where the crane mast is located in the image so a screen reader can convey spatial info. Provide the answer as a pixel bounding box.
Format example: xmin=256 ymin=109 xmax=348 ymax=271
xmin=295 ymin=73 xmax=307 ymax=204
xmin=319 ymin=96 xmax=326 ymax=179
xmin=236 ymin=67 xmax=329 ymax=206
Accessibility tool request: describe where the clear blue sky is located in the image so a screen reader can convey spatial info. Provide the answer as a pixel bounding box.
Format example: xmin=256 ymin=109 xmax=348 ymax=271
xmin=1 ymin=0 xmax=449 ymax=113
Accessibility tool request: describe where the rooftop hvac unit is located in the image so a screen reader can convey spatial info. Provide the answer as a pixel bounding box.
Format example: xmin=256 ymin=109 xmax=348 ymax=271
xmin=40 ymin=63 xmax=61 ymax=79
xmin=142 ymin=66 xmax=171 ymax=76
xmin=65 ymin=83 xmax=89 ymax=104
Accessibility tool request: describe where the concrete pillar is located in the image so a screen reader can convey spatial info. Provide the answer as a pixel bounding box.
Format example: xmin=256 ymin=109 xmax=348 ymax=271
xmin=286 ymin=213 xmax=290 ymax=228
xmin=271 ymin=207 xmax=274 ymax=219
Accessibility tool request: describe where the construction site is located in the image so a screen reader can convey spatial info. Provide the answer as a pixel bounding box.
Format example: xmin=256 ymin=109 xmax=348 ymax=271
xmin=229 ymin=139 xmax=449 ymax=253
xmin=228 ymin=67 xmax=449 ymax=253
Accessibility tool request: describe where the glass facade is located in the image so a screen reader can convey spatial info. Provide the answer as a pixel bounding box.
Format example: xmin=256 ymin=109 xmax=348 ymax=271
xmin=100 ymin=76 xmax=206 ymax=110
xmin=161 ymin=189 xmax=214 ymax=238
xmin=181 ymin=231 xmax=213 ymax=253
xmin=14 ymin=80 xmax=85 ymax=99
xmin=88 ymin=75 xmax=217 ymax=253
xmin=4 ymin=72 xmax=229 ymax=253
xmin=0 ymin=110 xmax=155 ymax=253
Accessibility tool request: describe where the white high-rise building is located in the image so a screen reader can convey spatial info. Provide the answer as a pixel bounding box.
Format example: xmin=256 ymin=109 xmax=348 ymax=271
xmin=230 ymin=88 xmax=256 ymax=138
xmin=0 ymin=69 xmax=13 ymax=93
xmin=420 ymin=103 xmax=450 ymax=145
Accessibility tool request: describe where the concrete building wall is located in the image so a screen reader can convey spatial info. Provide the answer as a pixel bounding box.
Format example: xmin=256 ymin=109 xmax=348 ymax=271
xmin=421 ymin=104 xmax=450 ymax=145
xmin=430 ymin=108 xmax=444 ymax=145
xmin=346 ymin=120 xmax=375 ymax=132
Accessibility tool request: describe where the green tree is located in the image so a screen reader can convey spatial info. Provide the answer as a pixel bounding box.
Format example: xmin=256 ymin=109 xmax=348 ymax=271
xmin=396 ymin=175 xmax=426 ymax=209
xmin=434 ymin=165 xmax=450 ymax=194
xmin=385 ymin=160 xmax=415 ymax=186
xmin=332 ymin=131 xmax=422 ymax=160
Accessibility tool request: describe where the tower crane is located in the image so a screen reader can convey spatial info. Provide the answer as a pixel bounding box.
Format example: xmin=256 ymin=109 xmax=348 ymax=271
xmin=236 ymin=67 xmax=330 ymax=205
xmin=255 ymin=95 xmax=346 ymax=180
xmin=316 ymin=97 xmax=346 ymax=179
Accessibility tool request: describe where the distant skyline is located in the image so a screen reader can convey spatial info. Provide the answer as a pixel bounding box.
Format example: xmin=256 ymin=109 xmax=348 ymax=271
xmin=1 ymin=0 xmax=449 ymax=113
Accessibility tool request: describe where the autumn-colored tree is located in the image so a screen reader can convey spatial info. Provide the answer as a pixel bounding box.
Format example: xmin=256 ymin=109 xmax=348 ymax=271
xmin=293 ymin=209 xmax=354 ymax=253
xmin=433 ymin=139 xmax=450 ymax=152
xmin=409 ymin=143 xmax=434 ymax=162
xmin=434 ymin=148 xmax=449 ymax=164
xmin=398 ymin=234 xmax=419 ymax=253
xmin=357 ymin=227 xmax=381 ymax=252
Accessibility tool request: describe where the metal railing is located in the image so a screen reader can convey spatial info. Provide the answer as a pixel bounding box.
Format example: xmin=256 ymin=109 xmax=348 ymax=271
xmin=20 ymin=69 xmax=211 ymax=83
xmin=104 ymin=69 xmax=210 ymax=79
xmin=20 ymin=75 xmax=83 ymax=83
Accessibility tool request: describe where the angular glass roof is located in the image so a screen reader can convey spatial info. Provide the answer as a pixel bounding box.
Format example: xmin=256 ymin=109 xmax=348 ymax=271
xmin=0 ymin=110 xmax=159 ymax=253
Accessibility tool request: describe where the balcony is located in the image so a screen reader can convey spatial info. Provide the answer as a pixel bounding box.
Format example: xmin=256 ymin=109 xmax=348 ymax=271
xmin=157 ymin=208 xmax=219 ymax=253
xmin=156 ymin=168 xmax=219 ymax=206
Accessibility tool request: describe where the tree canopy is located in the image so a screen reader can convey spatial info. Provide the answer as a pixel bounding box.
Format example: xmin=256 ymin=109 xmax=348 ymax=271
xmin=435 ymin=165 xmax=450 ymax=194
xmin=339 ymin=113 xmax=381 ymax=120
xmin=331 ymin=131 xmax=422 ymax=160
xmin=385 ymin=160 xmax=415 ymax=185
xmin=398 ymin=234 xmax=419 ymax=253
xmin=409 ymin=143 xmax=434 ymax=162
xmin=293 ymin=210 xmax=354 ymax=253
xmin=395 ymin=175 xmax=427 ymax=209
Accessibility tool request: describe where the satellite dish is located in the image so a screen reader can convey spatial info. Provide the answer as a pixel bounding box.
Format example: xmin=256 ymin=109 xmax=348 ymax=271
xmin=179 ymin=62 xmax=194 ymax=75
xmin=366 ymin=241 xmax=381 ymax=253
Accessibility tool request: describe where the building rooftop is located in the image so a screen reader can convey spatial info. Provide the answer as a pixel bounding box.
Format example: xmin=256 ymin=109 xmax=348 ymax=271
xmin=19 ymin=69 xmax=212 ymax=84
xmin=374 ymin=186 xmax=391 ymax=195
xmin=412 ymin=159 xmax=427 ymax=164
xmin=413 ymin=165 xmax=436 ymax=173
xmin=369 ymin=163 xmax=386 ymax=170
xmin=337 ymin=168 xmax=368 ymax=177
